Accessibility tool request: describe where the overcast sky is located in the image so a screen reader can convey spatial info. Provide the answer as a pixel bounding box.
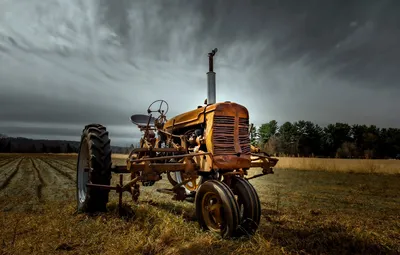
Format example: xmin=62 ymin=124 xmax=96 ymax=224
xmin=0 ymin=0 xmax=399 ymax=146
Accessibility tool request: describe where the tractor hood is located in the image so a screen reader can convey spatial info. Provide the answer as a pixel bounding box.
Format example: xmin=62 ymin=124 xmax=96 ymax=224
xmin=163 ymin=102 xmax=248 ymax=131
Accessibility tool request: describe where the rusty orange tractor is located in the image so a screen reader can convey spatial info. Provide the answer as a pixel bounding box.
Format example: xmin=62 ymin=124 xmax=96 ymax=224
xmin=76 ymin=48 xmax=278 ymax=238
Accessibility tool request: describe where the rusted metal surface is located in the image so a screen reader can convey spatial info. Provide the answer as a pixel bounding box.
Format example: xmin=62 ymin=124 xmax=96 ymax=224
xmin=163 ymin=104 xmax=213 ymax=131
xmin=110 ymin=165 xmax=130 ymax=173
xmin=86 ymin=183 xmax=118 ymax=190
xmin=208 ymin=48 xmax=217 ymax=72
xmin=129 ymin=152 xmax=212 ymax=163
xmin=200 ymin=191 xmax=223 ymax=232
xmin=129 ymin=147 xmax=184 ymax=153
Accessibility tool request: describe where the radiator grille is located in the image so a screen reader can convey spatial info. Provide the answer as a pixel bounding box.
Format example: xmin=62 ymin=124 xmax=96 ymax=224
xmin=213 ymin=116 xmax=235 ymax=154
xmin=213 ymin=116 xmax=235 ymax=125
xmin=212 ymin=115 xmax=251 ymax=154
xmin=239 ymin=118 xmax=249 ymax=126
xmin=239 ymin=117 xmax=251 ymax=154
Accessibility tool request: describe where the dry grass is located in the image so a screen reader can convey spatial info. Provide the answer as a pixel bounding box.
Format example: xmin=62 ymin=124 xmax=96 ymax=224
xmin=113 ymin=153 xmax=400 ymax=174
xmin=274 ymin=157 xmax=400 ymax=174
xmin=112 ymin=153 xmax=130 ymax=159
xmin=0 ymin=154 xmax=399 ymax=255
xmin=0 ymin=200 xmax=282 ymax=255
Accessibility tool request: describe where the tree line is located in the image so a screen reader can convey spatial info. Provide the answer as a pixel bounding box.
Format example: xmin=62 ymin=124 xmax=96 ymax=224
xmin=0 ymin=136 xmax=132 ymax=154
xmin=251 ymin=120 xmax=400 ymax=159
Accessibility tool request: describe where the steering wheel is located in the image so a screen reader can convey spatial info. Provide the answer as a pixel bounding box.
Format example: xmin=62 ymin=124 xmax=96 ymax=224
xmin=147 ymin=100 xmax=169 ymax=115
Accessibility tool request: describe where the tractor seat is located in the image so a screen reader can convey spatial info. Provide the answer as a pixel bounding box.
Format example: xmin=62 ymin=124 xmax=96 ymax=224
xmin=130 ymin=114 xmax=156 ymax=127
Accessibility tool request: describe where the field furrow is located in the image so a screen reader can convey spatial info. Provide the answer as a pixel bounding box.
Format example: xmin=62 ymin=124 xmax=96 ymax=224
xmin=0 ymin=157 xmax=41 ymax=212
xmin=51 ymin=159 xmax=76 ymax=173
xmin=0 ymin=157 xmax=14 ymax=164
xmin=0 ymin=158 xmax=21 ymax=185
xmin=54 ymin=158 xmax=76 ymax=169
xmin=30 ymin=158 xmax=75 ymax=202
xmin=0 ymin=157 xmax=24 ymax=191
xmin=38 ymin=158 xmax=75 ymax=182
xmin=30 ymin=158 xmax=46 ymax=202
xmin=0 ymin=157 xmax=18 ymax=170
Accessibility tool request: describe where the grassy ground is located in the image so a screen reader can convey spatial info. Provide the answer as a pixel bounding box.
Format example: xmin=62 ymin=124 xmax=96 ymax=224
xmin=0 ymin=154 xmax=399 ymax=255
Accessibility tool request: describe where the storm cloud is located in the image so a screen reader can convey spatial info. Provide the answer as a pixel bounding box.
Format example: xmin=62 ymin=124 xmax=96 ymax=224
xmin=1 ymin=0 xmax=399 ymax=146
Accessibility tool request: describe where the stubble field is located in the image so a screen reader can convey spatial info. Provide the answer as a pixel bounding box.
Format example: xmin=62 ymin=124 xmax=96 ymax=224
xmin=0 ymin=153 xmax=399 ymax=255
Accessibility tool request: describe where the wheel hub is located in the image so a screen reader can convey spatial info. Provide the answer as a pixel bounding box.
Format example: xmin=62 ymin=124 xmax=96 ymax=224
xmin=201 ymin=192 xmax=223 ymax=231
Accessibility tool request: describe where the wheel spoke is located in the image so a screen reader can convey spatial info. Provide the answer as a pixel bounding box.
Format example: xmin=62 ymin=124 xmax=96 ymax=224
xmin=209 ymin=203 xmax=221 ymax=212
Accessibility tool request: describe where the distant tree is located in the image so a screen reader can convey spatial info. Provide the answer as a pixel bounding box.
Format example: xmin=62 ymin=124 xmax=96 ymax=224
xmin=258 ymin=120 xmax=278 ymax=145
xmin=349 ymin=124 xmax=367 ymax=157
xmin=363 ymin=125 xmax=379 ymax=158
xmin=263 ymin=135 xmax=280 ymax=156
xmin=53 ymin=145 xmax=61 ymax=153
xmin=293 ymin=121 xmax=323 ymax=157
xmin=323 ymin=123 xmax=352 ymax=157
xmin=41 ymin=143 xmax=47 ymax=153
xmin=276 ymin=121 xmax=297 ymax=155
xmin=0 ymin=138 xmax=4 ymax=153
xmin=384 ymin=128 xmax=400 ymax=158
xmin=249 ymin=123 xmax=259 ymax=146
xmin=336 ymin=142 xmax=358 ymax=158
xmin=4 ymin=141 xmax=11 ymax=153
xmin=66 ymin=143 xmax=76 ymax=153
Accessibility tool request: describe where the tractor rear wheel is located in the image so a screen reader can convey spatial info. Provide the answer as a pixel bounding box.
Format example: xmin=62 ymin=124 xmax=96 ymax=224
xmin=175 ymin=172 xmax=203 ymax=194
xmin=195 ymin=180 xmax=240 ymax=238
xmin=76 ymin=124 xmax=112 ymax=213
xmin=229 ymin=176 xmax=261 ymax=236
xmin=166 ymin=172 xmax=178 ymax=186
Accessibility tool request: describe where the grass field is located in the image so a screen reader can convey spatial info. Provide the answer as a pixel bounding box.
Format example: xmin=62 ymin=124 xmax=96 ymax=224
xmin=0 ymin=154 xmax=399 ymax=255
xmin=273 ymin=157 xmax=400 ymax=174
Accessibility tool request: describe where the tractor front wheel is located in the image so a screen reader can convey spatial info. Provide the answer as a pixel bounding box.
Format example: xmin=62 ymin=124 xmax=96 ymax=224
xmin=229 ymin=176 xmax=261 ymax=237
xmin=195 ymin=180 xmax=240 ymax=238
xmin=76 ymin=124 xmax=112 ymax=213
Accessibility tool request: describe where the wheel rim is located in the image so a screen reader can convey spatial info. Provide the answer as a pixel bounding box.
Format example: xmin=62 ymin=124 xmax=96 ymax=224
xmin=201 ymin=191 xmax=223 ymax=232
xmin=184 ymin=176 xmax=201 ymax=191
xmin=175 ymin=172 xmax=202 ymax=192
xmin=77 ymin=140 xmax=89 ymax=204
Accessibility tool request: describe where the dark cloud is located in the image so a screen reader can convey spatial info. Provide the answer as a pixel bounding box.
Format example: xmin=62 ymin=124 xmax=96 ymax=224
xmin=191 ymin=0 xmax=400 ymax=87
xmin=0 ymin=0 xmax=400 ymax=146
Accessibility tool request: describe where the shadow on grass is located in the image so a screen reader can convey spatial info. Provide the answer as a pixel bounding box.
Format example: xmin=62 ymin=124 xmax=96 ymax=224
xmin=101 ymin=200 xmax=196 ymax=223
xmin=141 ymin=199 xmax=197 ymax=222
xmin=105 ymin=202 xmax=137 ymax=220
xmin=259 ymin=216 xmax=398 ymax=255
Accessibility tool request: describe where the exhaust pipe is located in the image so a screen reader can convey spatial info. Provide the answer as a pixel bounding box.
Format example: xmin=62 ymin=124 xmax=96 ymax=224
xmin=207 ymin=48 xmax=217 ymax=104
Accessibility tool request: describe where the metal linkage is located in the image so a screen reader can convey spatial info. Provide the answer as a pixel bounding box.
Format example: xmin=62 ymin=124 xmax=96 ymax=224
xmin=86 ymin=174 xmax=138 ymax=214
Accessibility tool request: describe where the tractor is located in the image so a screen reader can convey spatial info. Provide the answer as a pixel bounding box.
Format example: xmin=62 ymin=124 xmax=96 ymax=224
xmin=76 ymin=48 xmax=278 ymax=238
